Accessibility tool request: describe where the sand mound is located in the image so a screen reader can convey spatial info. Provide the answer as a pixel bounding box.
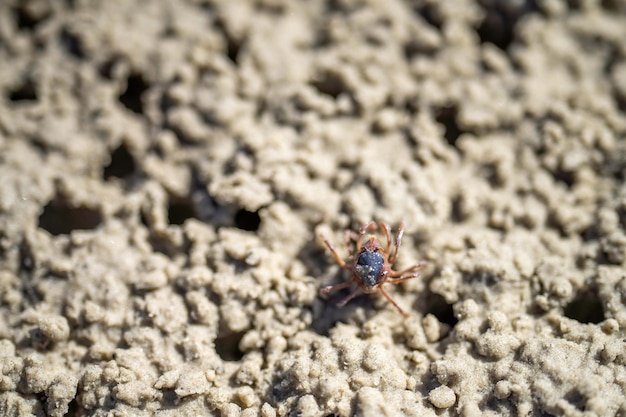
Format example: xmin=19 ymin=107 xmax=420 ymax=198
xmin=1 ymin=1 xmax=626 ymax=416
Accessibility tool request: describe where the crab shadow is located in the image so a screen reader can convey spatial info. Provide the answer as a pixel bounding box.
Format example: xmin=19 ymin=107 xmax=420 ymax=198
xmin=296 ymin=238 xmax=373 ymax=335
xmin=311 ymin=291 xmax=380 ymax=336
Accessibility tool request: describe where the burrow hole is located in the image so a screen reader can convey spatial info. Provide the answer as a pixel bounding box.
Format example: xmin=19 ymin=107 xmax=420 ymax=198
xmin=39 ymin=198 xmax=102 ymax=236
xmin=564 ymin=288 xmax=604 ymax=324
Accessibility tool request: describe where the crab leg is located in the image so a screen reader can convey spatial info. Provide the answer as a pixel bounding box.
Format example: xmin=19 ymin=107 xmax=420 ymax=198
xmin=388 ymin=273 xmax=420 ymax=284
xmin=356 ymin=221 xmax=377 ymax=252
xmin=389 ymin=221 xmax=405 ymax=264
xmin=379 ymin=286 xmax=409 ymax=317
xmin=319 ymin=280 xmax=353 ymax=296
xmin=389 ymin=261 xmax=426 ymax=277
xmin=381 ymin=222 xmax=392 ymax=257
xmin=336 ymin=286 xmax=361 ymax=307
xmin=320 ymin=235 xmax=350 ymax=270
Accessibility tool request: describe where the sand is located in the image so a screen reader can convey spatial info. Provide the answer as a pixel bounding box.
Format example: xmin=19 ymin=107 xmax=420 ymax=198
xmin=1 ymin=0 xmax=626 ymax=416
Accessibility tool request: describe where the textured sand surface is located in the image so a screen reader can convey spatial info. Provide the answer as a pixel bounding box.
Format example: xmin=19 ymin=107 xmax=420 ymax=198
xmin=1 ymin=0 xmax=626 ymax=416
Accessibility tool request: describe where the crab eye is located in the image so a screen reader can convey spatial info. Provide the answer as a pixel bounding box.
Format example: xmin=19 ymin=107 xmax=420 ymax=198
xmin=356 ymin=251 xmax=384 ymax=288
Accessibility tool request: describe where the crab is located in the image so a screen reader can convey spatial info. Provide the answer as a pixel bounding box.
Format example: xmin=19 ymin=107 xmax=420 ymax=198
xmin=319 ymin=221 xmax=426 ymax=316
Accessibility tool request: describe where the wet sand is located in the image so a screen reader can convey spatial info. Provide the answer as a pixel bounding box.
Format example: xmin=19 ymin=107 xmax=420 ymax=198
xmin=1 ymin=1 xmax=626 ymax=416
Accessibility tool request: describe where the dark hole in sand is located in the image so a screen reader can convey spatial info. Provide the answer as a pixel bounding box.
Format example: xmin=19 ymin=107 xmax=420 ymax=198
xmin=9 ymin=78 xmax=37 ymax=101
xmin=35 ymin=392 xmax=47 ymax=413
xmin=119 ymin=73 xmax=149 ymax=114
xmin=161 ymin=389 xmax=179 ymax=407
xmin=18 ymin=240 xmax=42 ymax=304
xmin=552 ymin=166 xmax=576 ymax=188
xmin=450 ymin=194 xmax=466 ymax=223
xmin=214 ymin=17 xmax=241 ymax=65
xmin=137 ymin=194 xmax=197 ymax=254
xmin=60 ymin=27 xmax=86 ymax=59
xmin=39 ymin=199 xmax=102 ymax=236
xmin=476 ymin=0 xmax=538 ymax=50
xmin=234 ymin=209 xmax=261 ymax=231
xmin=426 ymin=293 xmax=458 ymax=328
xmin=98 ymin=57 xmax=121 ymax=80
xmin=564 ymin=388 xmax=586 ymax=411
xmin=463 ymin=270 xmax=499 ymax=287
xmin=140 ymin=209 xmax=150 ymax=230
xmin=66 ymin=397 xmax=78 ymax=416
xmin=601 ymin=0 xmax=626 ymax=11
xmin=29 ymin=327 xmax=51 ymax=350
xmin=215 ymin=330 xmax=245 ymax=361
xmin=13 ymin=3 xmax=51 ymax=30
xmin=310 ymin=70 xmax=348 ymax=99
xmin=19 ymin=240 xmax=35 ymax=274
xmin=434 ymin=105 xmax=462 ymax=147
xmin=564 ymin=289 xmax=605 ymax=324
xmin=618 ymin=205 xmax=626 ymax=231
xmin=103 ymin=143 xmax=135 ymax=180
xmin=415 ymin=4 xmax=443 ymax=30
xmin=168 ymin=197 xmax=197 ymax=225
xmin=225 ymin=34 xmax=241 ymax=65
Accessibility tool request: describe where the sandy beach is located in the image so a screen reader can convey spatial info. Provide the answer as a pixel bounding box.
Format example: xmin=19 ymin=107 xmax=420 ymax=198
xmin=1 ymin=0 xmax=626 ymax=416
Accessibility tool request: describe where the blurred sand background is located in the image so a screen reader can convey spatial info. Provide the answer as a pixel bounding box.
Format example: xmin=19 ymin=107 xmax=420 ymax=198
xmin=1 ymin=0 xmax=626 ymax=416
